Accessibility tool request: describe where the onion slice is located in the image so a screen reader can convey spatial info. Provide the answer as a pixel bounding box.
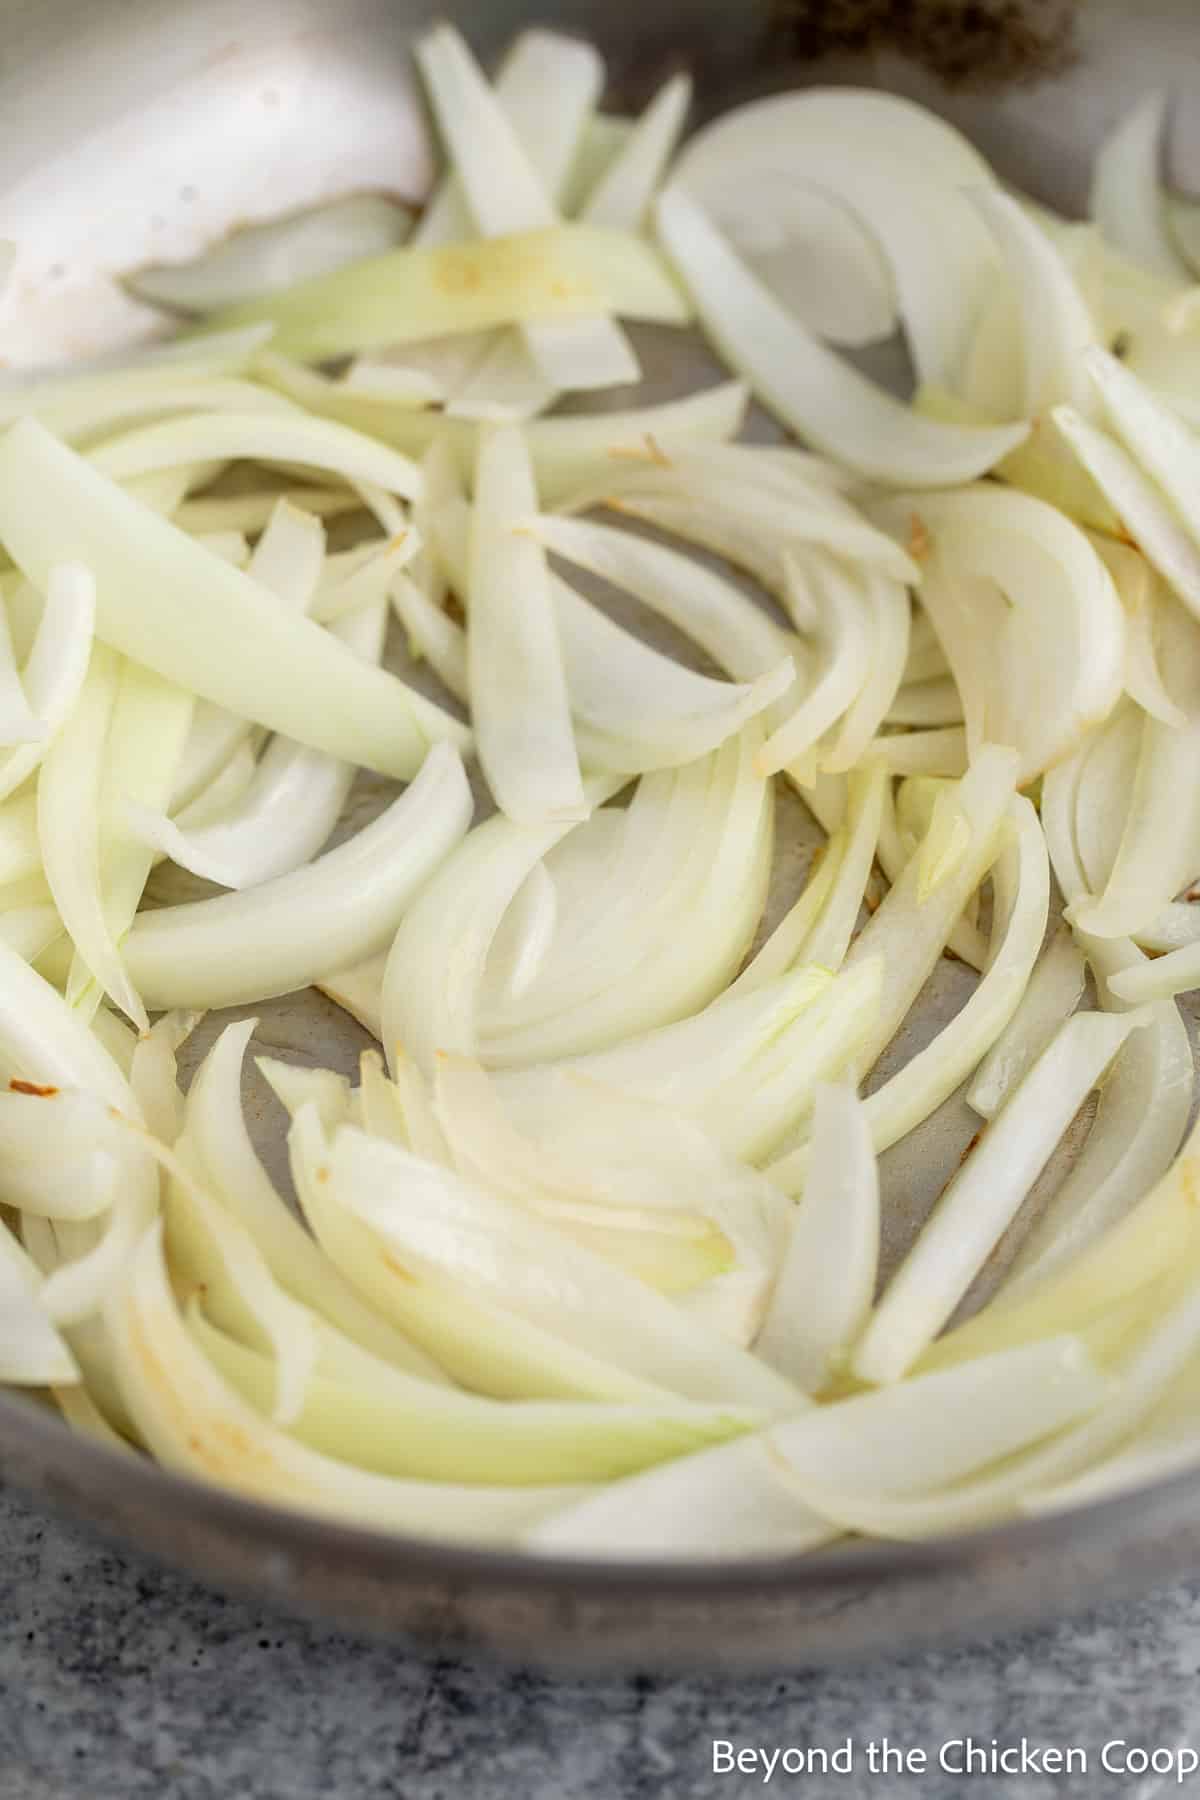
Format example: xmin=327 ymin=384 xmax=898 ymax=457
xmin=655 ymin=185 xmax=1027 ymax=487
xmin=0 ymin=419 xmax=467 ymax=779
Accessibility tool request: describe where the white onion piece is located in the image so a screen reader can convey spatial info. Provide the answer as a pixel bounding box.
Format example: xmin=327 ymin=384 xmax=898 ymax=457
xmin=431 ymin=1056 xmax=736 ymax=1297
xmin=382 ymin=772 xmax=619 ymax=1077
xmin=469 ymin=424 xmax=583 ymax=822
xmin=734 ymin=839 xmax=845 ymax=996
xmin=501 ymin=964 xmax=834 ymax=1130
xmin=755 ymin=553 xmax=871 ymax=778
xmin=526 ymin=1433 xmax=834 ymax=1560
xmin=1072 ymin=603 xmax=1200 ymax=938
xmin=313 ymin=954 xmax=386 ymax=1043
xmin=0 ymin=1089 xmax=120 ymax=1221
xmin=440 ymin=492 xmax=792 ymax=774
xmin=123 ymin=742 xmax=471 ymax=1010
xmin=853 ymin=1008 xmax=1149 ymax=1384
xmin=256 ymin=1057 xmax=353 ymax=1134
xmin=674 ymin=87 xmax=996 ymax=384
xmin=756 ymin=1084 xmax=878 ymax=1395
xmin=1005 ymin=939 xmax=1191 ymax=1298
xmin=254 ymin=351 xmax=442 ymax=429
xmin=408 ymin=26 xmax=605 ymax=399
xmin=0 ymin=562 xmax=94 ymax=806
xmin=38 ymin=642 xmax=146 ymax=1029
xmin=579 ymin=74 xmax=690 ymax=232
xmin=561 ymin=466 xmax=918 ymax=592
xmin=416 ymin=26 xmax=638 ymax=393
xmin=479 ymin=735 xmax=772 ymax=1066
xmin=772 ymin=790 xmax=1048 ymax=1186
xmin=823 ymin=578 xmax=911 ymax=773
xmin=489 ymin=864 xmax=558 ymax=1003
xmin=530 ymin=513 xmax=802 ymax=747
xmin=878 ymin=485 xmax=1124 ymax=783
xmin=128 ymin=600 xmax=387 ymax=890
xmin=971 ymin=187 xmax=1097 ymax=415
xmin=76 ymin=499 xmax=325 ymax=1004
xmin=812 ymin=746 xmax=1016 ymax=1081
xmin=1106 ymin=937 xmax=1200 ymax=1002
xmin=817 ymin=1259 xmax=1200 ymax=1538
xmin=792 ymin=763 xmax=885 ymax=973
xmin=532 ymin=1335 xmax=1100 ymax=1560
xmin=128 ymin=1011 xmax=196 ymax=1148
xmin=0 ymin=940 xmax=157 ymax=1326
xmin=370 ymin=381 xmax=749 ymax=502
xmin=0 ymin=325 xmax=274 ymax=436
xmin=414 ymin=29 xmax=603 ymax=247
xmin=445 ymin=72 xmax=691 ymax=420
xmin=1091 ymin=93 xmax=1191 ymax=283
xmin=1053 ymin=404 xmax=1200 ymax=622
xmin=329 ymin=1122 xmax=799 ymax=1411
xmin=1091 ymin=533 xmax=1186 ymax=727
xmin=108 ymin=1220 xmax=587 ymax=1537
xmin=655 ymin=186 xmax=1026 ymax=488
xmin=90 ymin=407 xmax=421 ymax=510
xmin=0 ymin=420 xmax=467 ymax=778
xmin=392 ymin=574 xmax=469 ymax=704
xmin=968 ymin=927 xmax=1086 ymax=1119
xmin=127 ymin=195 xmax=414 ymax=313
xmin=1086 ymin=345 xmax=1200 ymax=580
xmin=0 ymin=1217 xmax=79 ymax=1385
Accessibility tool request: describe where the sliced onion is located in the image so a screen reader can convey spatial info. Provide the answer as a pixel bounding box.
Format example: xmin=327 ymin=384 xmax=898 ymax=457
xmin=0 ymin=1216 xmax=79 ymax=1384
xmin=0 ymin=562 xmax=95 ymax=806
xmin=0 ymin=419 xmax=468 ymax=779
xmin=853 ymin=1008 xmax=1150 ymax=1384
xmin=1091 ymin=93 xmax=1191 ymax=283
xmin=970 ymin=187 xmax=1097 ymax=415
xmin=755 ymin=1084 xmax=878 ymax=1395
xmin=468 ymin=424 xmax=584 ymax=822
xmin=673 ymin=87 xmax=996 ymax=384
xmin=658 ymin=187 xmax=1026 ymax=488
xmin=876 ymin=485 xmax=1125 ymax=782
xmin=416 ymin=26 xmax=639 ymax=393
xmin=1053 ymin=403 xmax=1200 ymax=622
xmin=578 ymin=74 xmax=691 ymax=233
xmin=122 ymin=742 xmax=471 ymax=1010
xmin=128 ymin=600 xmax=387 ymax=890
xmin=968 ymin=926 xmax=1086 ymax=1119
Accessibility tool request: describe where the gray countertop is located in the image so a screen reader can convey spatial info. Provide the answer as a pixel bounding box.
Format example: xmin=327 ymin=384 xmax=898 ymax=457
xmin=5 ymin=1481 xmax=1200 ymax=1799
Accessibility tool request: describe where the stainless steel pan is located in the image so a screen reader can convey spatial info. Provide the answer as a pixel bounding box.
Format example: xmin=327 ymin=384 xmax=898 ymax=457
xmin=0 ymin=0 xmax=1197 ymax=1668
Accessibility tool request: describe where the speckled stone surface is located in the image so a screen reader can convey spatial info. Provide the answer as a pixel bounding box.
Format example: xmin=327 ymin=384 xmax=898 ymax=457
xmin=5 ymin=1481 xmax=1200 ymax=1799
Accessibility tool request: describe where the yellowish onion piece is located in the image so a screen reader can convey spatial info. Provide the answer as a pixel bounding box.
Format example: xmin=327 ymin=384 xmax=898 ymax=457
xmin=107 ymin=1220 xmax=590 ymax=1540
xmin=853 ymin=1008 xmax=1151 ymax=1385
xmin=0 ymin=419 xmax=468 ymax=778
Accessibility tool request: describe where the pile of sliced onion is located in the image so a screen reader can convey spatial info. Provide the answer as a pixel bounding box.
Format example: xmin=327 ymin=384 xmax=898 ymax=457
xmin=4 ymin=25 xmax=1200 ymax=1567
